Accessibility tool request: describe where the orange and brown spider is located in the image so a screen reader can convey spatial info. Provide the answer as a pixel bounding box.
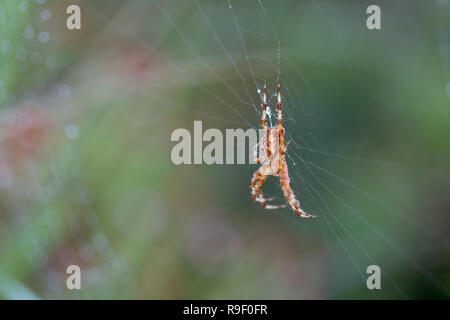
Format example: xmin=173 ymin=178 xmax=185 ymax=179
xmin=251 ymin=82 xmax=316 ymax=219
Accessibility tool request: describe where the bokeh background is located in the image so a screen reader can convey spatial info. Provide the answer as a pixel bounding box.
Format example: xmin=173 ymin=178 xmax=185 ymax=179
xmin=0 ymin=0 xmax=449 ymax=299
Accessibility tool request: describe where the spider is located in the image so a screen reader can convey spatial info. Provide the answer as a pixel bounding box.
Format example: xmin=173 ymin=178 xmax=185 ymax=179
xmin=251 ymin=82 xmax=316 ymax=219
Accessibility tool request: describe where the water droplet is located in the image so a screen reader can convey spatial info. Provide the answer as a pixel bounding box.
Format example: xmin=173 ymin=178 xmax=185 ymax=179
xmin=41 ymin=9 xmax=51 ymax=20
xmin=65 ymin=124 xmax=79 ymax=139
xmin=93 ymin=233 xmax=108 ymax=251
xmin=18 ymin=1 xmax=28 ymax=12
xmin=38 ymin=31 xmax=50 ymax=43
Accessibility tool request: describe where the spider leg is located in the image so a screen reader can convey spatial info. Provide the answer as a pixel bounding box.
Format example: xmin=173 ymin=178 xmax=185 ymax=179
xmin=279 ymin=162 xmax=317 ymax=219
xmin=264 ymin=203 xmax=288 ymax=209
xmin=255 ymin=172 xmax=270 ymax=208
xmin=254 ymin=197 xmax=277 ymax=203
xmin=254 ymin=194 xmax=288 ymax=209
xmin=251 ymin=164 xmax=266 ymax=201
xmin=261 ymin=83 xmax=267 ymax=130
xmin=263 ymin=83 xmax=272 ymax=158
xmin=277 ymin=82 xmax=285 ymax=156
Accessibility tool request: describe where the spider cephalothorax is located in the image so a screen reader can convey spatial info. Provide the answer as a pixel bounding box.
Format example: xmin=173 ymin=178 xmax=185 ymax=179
xmin=251 ymin=82 xmax=316 ymax=219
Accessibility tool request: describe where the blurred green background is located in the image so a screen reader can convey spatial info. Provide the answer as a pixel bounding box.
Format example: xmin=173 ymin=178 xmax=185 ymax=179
xmin=0 ymin=0 xmax=449 ymax=299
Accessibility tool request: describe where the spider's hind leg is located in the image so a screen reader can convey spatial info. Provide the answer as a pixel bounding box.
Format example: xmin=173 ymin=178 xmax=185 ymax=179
xmin=279 ymin=162 xmax=317 ymax=219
